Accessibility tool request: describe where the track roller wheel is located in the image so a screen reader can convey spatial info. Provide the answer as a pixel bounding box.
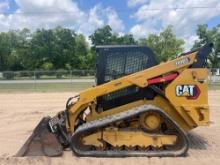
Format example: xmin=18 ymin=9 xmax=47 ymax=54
xmin=140 ymin=112 xmax=161 ymax=133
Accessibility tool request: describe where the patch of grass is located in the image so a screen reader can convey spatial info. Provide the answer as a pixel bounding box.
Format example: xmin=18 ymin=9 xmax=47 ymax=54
xmin=0 ymin=82 xmax=94 ymax=93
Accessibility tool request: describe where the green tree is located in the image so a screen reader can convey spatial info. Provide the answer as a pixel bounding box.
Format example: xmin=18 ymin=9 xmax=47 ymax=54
xmin=89 ymin=25 xmax=136 ymax=46
xmin=120 ymin=34 xmax=137 ymax=44
xmin=89 ymin=25 xmax=137 ymax=68
xmin=29 ymin=28 xmax=55 ymax=69
xmin=111 ymin=33 xmax=137 ymax=45
xmin=192 ymin=24 xmax=220 ymax=67
xmin=74 ymin=34 xmax=92 ymax=69
xmin=89 ymin=25 xmax=113 ymax=46
xmin=52 ymin=27 xmax=76 ymax=69
xmin=0 ymin=29 xmax=30 ymax=71
xmin=12 ymin=28 xmax=31 ymax=70
xmin=29 ymin=27 xmax=77 ymax=70
xmin=139 ymin=26 xmax=185 ymax=62
xmin=0 ymin=32 xmax=11 ymax=71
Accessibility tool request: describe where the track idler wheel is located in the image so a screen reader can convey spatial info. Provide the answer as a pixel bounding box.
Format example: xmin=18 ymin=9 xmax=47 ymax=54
xmin=16 ymin=117 xmax=63 ymax=157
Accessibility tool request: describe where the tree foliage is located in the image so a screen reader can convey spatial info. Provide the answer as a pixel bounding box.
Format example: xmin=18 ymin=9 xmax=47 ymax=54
xmin=0 ymin=24 xmax=219 ymax=72
xmin=89 ymin=25 xmax=137 ymax=67
xmin=139 ymin=26 xmax=185 ymax=62
xmin=0 ymin=29 xmax=32 ymax=71
xmin=0 ymin=25 xmax=138 ymax=71
xmin=89 ymin=25 xmax=137 ymax=46
xmin=0 ymin=27 xmax=89 ymax=71
xmin=192 ymin=24 xmax=220 ymax=67
xmin=29 ymin=27 xmax=77 ymax=70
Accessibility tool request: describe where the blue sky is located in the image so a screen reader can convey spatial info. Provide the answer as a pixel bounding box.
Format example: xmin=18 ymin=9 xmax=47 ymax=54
xmin=0 ymin=0 xmax=220 ymax=49
xmin=76 ymin=0 xmax=136 ymax=32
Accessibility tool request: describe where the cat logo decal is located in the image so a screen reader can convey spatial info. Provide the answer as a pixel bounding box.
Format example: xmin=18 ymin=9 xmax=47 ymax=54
xmin=176 ymin=85 xmax=200 ymax=99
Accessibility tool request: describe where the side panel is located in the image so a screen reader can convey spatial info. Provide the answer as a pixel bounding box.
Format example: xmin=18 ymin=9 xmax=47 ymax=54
xmin=165 ymin=69 xmax=209 ymax=129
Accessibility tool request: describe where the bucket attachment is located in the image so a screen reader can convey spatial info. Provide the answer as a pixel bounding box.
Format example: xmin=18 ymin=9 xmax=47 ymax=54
xmin=16 ymin=117 xmax=63 ymax=157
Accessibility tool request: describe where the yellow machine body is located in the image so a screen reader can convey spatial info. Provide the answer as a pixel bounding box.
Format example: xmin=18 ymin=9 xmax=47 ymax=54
xmin=16 ymin=44 xmax=212 ymax=157
xmin=66 ymin=52 xmax=209 ymax=133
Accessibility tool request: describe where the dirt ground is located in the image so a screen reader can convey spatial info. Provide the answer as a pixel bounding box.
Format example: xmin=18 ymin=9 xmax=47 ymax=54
xmin=0 ymin=91 xmax=220 ymax=165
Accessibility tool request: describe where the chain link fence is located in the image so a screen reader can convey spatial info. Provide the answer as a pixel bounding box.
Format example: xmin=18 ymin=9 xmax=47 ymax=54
xmin=0 ymin=70 xmax=95 ymax=92
xmin=0 ymin=70 xmax=95 ymax=80
xmin=208 ymin=68 xmax=220 ymax=90
xmin=0 ymin=69 xmax=220 ymax=92
xmin=209 ymin=68 xmax=220 ymax=84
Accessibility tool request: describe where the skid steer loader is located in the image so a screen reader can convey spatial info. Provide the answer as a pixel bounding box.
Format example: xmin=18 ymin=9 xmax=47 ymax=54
xmin=16 ymin=43 xmax=213 ymax=157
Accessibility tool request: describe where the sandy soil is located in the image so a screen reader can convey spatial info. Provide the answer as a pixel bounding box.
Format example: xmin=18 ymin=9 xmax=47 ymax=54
xmin=0 ymin=91 xmax=220 ymax=165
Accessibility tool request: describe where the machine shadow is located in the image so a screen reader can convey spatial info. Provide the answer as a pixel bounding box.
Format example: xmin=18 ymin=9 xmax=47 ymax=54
xmin=187 ymin=132 xmax=208 ymax=150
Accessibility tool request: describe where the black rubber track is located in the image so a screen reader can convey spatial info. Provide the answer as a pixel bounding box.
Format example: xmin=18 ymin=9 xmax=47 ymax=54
xmin=70 ymin=105 xmax=189 ymax=157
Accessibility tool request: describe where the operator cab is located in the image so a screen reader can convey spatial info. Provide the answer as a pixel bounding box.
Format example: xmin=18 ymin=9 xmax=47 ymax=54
xmin=95 ymin=45 xmax=158 ymax=111
xmin=96 ymin=45 xmax=157 ymax=85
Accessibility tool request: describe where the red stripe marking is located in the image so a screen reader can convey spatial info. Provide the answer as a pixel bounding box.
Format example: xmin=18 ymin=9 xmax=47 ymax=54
xmin=148 ymin=73 xmax=178 ymax=85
